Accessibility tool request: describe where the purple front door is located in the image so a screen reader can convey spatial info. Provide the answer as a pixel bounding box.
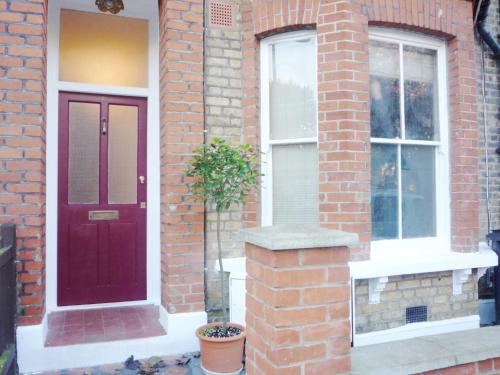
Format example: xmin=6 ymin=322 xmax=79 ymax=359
xmin=58 ymin=92 xmax=147 ymax=306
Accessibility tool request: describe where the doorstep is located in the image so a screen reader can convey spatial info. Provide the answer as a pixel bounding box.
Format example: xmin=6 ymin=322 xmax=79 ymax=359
xmin=17 ymin=308 xmax=207 ymax=373
xmin=45 ymin=305 xmax=166 ymax=346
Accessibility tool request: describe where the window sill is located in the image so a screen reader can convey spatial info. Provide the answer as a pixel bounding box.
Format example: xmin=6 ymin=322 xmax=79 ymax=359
xmin=351 ymin=325 xmax=500 ymax=375
xmin=349 ymin=243 xmax=497 ymax=280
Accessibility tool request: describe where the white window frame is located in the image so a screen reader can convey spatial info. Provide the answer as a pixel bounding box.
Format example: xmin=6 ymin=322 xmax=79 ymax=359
xmin=369 ymin=29 xmax=451 ymax=259
xmin=259 ymin=30 xmax=319 ymax=226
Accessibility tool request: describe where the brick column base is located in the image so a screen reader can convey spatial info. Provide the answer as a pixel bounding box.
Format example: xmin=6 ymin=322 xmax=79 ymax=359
xmin=243 ymin=225 xmax=357 ymax=375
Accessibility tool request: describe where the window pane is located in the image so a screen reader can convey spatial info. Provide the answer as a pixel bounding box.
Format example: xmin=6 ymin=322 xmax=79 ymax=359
xmin=371 ymin=144 xmax=398 ymax=240
xmin=68 ymin=102 xmax=100 ymax=204
xmin=402 ymin=146 xmax=436 ymax=238
xmin=269 ymin=37 xmax=316 ymax=140
xmin=59 ymin=9 xmax=148 ymax=88
xmin=369 ymin=40 xmax=401 ymax=138
xmin=108 ymin=105 xmax=138 ymax=204
xmin=272 ymin=144 xmax=319 ymax=224
xmin=403 ymin=46 xmax=438 ymax=140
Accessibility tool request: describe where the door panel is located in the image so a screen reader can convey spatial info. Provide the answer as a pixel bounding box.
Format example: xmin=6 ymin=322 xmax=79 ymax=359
xmin=68 ymin=223 xmax=99 ymax=288
xmin=58 ymin=92 xmax=147 ymax=306
xmin=109 ymin=223 xmax=137 ymax=285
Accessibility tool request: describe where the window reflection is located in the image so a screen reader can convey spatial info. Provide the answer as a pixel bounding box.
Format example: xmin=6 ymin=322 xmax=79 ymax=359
xmin=371 ymin=144 xmax=398 ymax=240
xmin=404 ymin=46 xmax=438 ymax=141
xmin=402 ymin=146 xmax=436 ymax=238
xmin=369 ymin=38 xmax=440 ymax=242
xmin=269 ymin=38 xmax=317 ymax=140
xmin=370 ymin=77 xmax=401 ymax=138
xmin=369 ymin=40 xmax=400 ymax=139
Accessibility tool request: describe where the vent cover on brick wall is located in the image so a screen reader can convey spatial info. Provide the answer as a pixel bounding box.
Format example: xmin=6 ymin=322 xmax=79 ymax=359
xmin=406 ymin=306 xmax=428 ymax=324
xmin=209 ymin=0 xmax=235 ymax=28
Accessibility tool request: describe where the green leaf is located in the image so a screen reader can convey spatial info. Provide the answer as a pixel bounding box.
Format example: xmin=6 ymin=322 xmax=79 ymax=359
xmin=185 ymin=138 xmax=262 ymax=209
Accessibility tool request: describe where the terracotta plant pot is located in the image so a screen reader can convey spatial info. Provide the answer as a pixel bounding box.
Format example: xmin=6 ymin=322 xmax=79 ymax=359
xmin=196 ymin=322 xmax=246 ymax=375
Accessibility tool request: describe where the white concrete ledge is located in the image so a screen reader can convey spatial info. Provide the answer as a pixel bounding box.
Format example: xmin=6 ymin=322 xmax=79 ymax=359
xmin=351 ymin=326 xmax=500 ymax=375
xmin=353 ymin=315 xmax=479 ymax=347
xmin=349 ymin=247 xmax=497 ymax=279
xmin=241 ymin=224 xmax=358 ymax=251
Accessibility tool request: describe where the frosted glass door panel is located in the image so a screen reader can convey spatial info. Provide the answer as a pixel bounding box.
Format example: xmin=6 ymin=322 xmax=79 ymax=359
xmin=108 ymin=105 xmax=138 ymax=204
xmin=272 ymin=144 xmax=319 ymax=224
xmin=269 ymin=38 xmax=317 ymax=140
xmin=59 ymin=9 xmax=148 ymax=87
xmin=68 ymin=102 xmax=100 ymax=204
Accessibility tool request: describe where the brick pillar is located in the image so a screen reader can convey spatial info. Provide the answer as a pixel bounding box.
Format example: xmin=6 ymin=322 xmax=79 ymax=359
xmin=447 ymin=1 xmax=480 ymax=253
xmin=158 ymin=0 xmax=205 ymax=314
xmin=244 ymin=225 xmax=357 ymax=375
xmin=0 ymin=0 xmax=47 ymax=326
xmin=317 ymin=0 xmax=371 ymax=262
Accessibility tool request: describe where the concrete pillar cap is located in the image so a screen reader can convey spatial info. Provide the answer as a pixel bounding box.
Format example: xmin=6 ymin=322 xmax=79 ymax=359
xmin=241 ymin=224 xmax=358 ymax=251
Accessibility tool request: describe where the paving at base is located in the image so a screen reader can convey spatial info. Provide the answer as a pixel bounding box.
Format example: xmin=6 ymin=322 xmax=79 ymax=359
xmin=34 ymin=353 xmax=246 ymax=375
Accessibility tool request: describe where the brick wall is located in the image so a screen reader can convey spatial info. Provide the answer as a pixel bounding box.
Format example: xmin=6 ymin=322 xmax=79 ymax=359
xmin=234 ymin=0 xmax=482 ymax=349
xmin=355 ymin=271 xmax=478 ymax=334
xmin=418 ymin=357 xmax=500 ymax=375
xmin=240 ymin=0 xmax=480 ymax=261
xmin=204 ymin=0 xmax=246 ymax=320
xmin=246 ymin=0 xmax=372 ymax=261
xmin=0 ymin=0 xmax=47 ymax=326
xmin=158 ymin=0 xmax=205 ymax=314
xmin=477 ymin=0 xmax=500 ymax=239
xmin=240 ymin=1 xmax=259 ymax=229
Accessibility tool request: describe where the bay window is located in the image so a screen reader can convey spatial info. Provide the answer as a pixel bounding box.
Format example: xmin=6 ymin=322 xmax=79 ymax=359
xmin=369 ymin=30 xmax=450 ymax=253
xmin=260 ymin=31 xmax=319 ymax=226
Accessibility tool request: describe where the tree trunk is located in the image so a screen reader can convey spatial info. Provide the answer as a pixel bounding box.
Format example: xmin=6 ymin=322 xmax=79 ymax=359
xmin=217 ymin=210 xmax=228 ymax=334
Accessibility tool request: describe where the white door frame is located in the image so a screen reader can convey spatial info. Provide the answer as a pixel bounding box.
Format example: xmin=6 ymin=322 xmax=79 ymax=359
xmin=46 ymin=0 xmax=161 ymax=311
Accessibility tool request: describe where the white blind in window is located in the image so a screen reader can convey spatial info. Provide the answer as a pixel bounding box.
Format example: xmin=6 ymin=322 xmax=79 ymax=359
xmin=272 ymin=144 xmax=319 ymax=224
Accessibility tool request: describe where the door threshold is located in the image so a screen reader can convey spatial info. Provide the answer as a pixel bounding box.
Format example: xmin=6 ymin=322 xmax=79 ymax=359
xmin=45 ymin=304 xmax=166 ymax=347
xmin=50 ymin=299 xmax=151 ymax=312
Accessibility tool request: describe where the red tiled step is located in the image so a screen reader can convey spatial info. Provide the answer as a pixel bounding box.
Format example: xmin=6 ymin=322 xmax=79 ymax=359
xmin=45 ymin=305 xmax=166 ymax=347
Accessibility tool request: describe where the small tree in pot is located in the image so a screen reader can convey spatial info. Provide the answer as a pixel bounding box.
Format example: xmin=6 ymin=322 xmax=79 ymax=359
xmin=186 ymin=138 xmax=260 ymax=375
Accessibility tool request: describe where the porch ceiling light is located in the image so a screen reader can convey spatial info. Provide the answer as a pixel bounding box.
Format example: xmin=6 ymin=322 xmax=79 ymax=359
xmin=95 ymin=0 xmax=124 ymax=14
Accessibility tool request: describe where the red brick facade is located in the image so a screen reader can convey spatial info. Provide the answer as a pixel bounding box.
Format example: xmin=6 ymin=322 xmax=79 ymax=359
xmin=241 ymin=0 xmax=479 ymax=259
xmin=158 ymin=0 xmax=205 ymax=314
xmin=0 ymin=0 xmax=481 ymax=328
xmin=0 ymin=0 xmax=47 ymax=326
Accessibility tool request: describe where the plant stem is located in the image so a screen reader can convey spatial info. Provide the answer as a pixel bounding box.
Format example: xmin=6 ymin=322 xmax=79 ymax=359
xmin=217 ymin=209 xmax=228 ymax=334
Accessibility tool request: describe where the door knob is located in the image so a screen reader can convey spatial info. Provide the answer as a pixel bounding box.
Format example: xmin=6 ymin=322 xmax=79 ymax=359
xmin=139 ymin=176 xmax=145 ymax=184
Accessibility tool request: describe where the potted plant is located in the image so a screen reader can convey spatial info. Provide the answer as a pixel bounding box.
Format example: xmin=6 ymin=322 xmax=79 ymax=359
xmin=186 ymin=138 xmax=260 ymax=375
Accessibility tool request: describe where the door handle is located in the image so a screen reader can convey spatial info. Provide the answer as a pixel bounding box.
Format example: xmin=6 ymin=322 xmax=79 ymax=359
xmin=102 ymin=118 xmax=107 ymax=135
xmin=139 ymin=176 xmax=145 ymax=184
